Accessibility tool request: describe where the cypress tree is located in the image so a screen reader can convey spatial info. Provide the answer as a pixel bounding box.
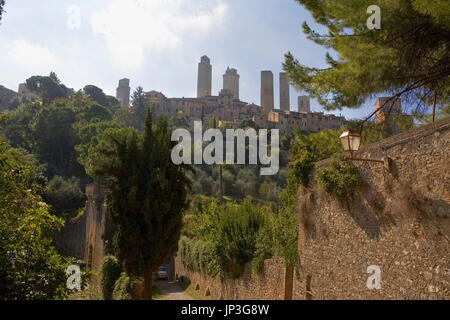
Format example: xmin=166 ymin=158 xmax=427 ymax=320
xmin=91 ymin=110 xmax=192 ymax=299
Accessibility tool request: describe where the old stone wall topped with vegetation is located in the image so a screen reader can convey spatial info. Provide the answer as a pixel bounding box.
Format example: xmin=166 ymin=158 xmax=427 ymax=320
xmin=295 ymin=117 xmax=450 ymax=299
xmin=174 ymin=256 xmax=288 ymax=300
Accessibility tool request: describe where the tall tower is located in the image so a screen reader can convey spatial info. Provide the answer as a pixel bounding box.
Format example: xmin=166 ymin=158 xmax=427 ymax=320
xmin=116 ymin=78 xmax=130 ymax=107
xmin=223 ymin=67 xmax=240 ymax=100
xmin=279 ymin=72 xmax=290 ymax=111
xmin=375 ymin=97 xmax=402 ymax=124
xmin=197 ymin=55 xmax=212 ymax=98
xmin=298 ymin=96 xmax=311 ymax=113
xmin=261 ymin=71 xmax=274 ymax=114
xmin=18 ymin=83 xmax=31 ymax=95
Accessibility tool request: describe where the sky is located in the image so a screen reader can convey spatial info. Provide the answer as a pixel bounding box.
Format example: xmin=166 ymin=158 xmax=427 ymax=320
xmin=0 ymin=0 xmax=376 ymax=120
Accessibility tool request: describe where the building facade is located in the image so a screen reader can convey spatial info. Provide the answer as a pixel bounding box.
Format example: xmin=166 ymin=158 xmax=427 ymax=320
xmin=116 ymin=78 xmax=131 ymax=107
xmin=126 ymin=56 xmax=348 ymax=134
xmin=223 ymin=67 xmax=240 ymax=100
xmin=279 ymin=72 xmax=290 ymax=112
xmin=261 ymin=71 xmax=274 ymax=115
xmin=197 ymin=55 xmax=212 ymax=98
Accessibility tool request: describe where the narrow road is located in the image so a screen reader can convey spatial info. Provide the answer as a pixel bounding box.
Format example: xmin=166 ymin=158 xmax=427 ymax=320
xmin=154 ymin=280 xmax=193 ymax=300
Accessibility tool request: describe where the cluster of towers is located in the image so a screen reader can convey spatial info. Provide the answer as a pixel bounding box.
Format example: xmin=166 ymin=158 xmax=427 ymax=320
xmin=197 ymin=55 xmax=240 ymax=101
xmin=115 ymin=55 xmax=347 ymax=134
xmin=196 ymin=55 xmax=311 ymax=114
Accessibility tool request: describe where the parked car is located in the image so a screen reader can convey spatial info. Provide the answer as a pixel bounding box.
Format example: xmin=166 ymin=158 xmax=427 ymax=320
xmin=157 ymin=266 xmax=169 ymax=280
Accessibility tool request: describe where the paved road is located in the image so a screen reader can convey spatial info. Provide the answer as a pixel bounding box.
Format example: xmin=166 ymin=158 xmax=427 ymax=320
xmin=154 ymin=280 xmax=193 ymax=300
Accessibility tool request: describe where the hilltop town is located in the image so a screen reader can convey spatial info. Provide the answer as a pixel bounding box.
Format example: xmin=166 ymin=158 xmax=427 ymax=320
xmin=115 ymin=55 xmax=347 ymax=134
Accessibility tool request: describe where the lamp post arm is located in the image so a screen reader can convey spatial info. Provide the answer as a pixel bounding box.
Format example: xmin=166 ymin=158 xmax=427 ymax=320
xmin=346 ymin=157 xmax=384 ymax=164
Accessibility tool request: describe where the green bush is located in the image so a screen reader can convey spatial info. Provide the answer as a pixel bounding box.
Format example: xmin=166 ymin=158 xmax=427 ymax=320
xmin=0 ymin=138 xmax=74 ymax=300
xmin=179 ymin=236 xmax=213 ymax=274
xmin=44 ymin=176 xmax=85 ymax=218
xmin=180 ymin=201 xmax=272 ymax=278
xmin=100 ymin=255 xmax=122 ymax=300
xmin=315 ymin=158 xmax=362 ymax=199
xmin=210 ymin=202 xmax=269 ymax=278
xmin=112 ymin=272 xmax=133 ymax=300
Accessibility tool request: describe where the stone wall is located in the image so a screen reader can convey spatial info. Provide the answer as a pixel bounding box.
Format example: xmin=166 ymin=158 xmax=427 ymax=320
xmin=55 ymin=184 xmax=113 ymax=277
xmin=295 ymin=117 xmax=450 ymax=299
xmin=175 ymin=257 xmax=288 ymax=300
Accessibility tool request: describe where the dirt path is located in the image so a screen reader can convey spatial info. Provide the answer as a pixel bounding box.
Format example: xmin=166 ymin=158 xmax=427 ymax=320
xmin=154 ymin=280 xmax=193 ymax=300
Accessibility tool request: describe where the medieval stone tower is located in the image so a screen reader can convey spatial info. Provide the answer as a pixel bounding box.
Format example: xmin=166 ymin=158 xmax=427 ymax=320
xmin=375 ymin=97 xmax=402 ymax=124
xmin=116 ymin=78 xmax=130 ymax=107
xmin=279 ymin=72 xmax=290 ymax=111
xmin=298 ymin=96 xmax=311 ymax=113
xmin=197 ymin=55 xmax=212 ymax=98
xmin=223 ymin=67 xmax=240 ymax=100
xmin=261 ymin=71 xmax=274 ymax=114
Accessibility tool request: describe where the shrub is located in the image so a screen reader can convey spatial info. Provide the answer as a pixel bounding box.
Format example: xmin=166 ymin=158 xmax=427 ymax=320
xmin=251 ymin=220 xmax=275 ymax=274
xmin=180 ymin=201 xmax=272 ymax=278
xmin=44 ymin=176 xmax=85 ymax=218
xmin=112 ymin=272 xmax=133 ymax=300
xmin=179 ymin=236 xmax=213 ymax=274
xmin=210 ymin=202 xmax=269 ymax=278
xmin=100 ymin=256 xmax=122 ymax=300
xmin=315 ymin=158 xmax=363 ymax=199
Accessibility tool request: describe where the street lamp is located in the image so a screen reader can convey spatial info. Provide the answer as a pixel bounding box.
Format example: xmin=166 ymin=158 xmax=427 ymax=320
xmin=339 ymin=130 xmax=384 ymax=164
xmin=339 ymin=130 xmax=361 ymax=159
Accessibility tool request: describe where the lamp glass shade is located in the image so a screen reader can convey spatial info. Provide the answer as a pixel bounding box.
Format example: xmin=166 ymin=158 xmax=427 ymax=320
xmin=339 ymin=130 xmax=361 ymax=152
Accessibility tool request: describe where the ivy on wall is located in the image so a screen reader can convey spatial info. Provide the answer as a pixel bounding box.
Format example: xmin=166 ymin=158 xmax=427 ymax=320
xmin=315 ymin=157 xmax=362 ymax=199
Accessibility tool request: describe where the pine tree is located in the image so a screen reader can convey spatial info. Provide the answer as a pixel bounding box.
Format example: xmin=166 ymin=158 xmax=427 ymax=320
xmin=90 ymin=110 xmax=192 ymax=299
xmin=131 ymin=87 xmax=148 ymax=126
xmin=0 ymin=1 xmax=5 ymax=23
xmin=284 ymin=0 xmax=450 ymax=114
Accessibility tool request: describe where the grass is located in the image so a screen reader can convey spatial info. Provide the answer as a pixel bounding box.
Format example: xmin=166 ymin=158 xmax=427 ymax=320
xmin=178 ymin=282 xmax=212 ymax=300
xmin=151 ymin=285 xmax=165 ymax=300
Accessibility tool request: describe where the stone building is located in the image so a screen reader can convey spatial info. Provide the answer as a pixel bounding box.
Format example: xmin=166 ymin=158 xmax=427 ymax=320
xmin=267 ymin=108 xmax=345 ymax=135
xmin=375 ymin=97 xmax=413 ymax=134
xmin=126 ymin=56 xmax=349 ymax=134
xmin=223 ymin=67 xmax=240 ymax=100
xmin=294 ymin=117 xmax=450 ymax=300
xmin=174 ymin=117 xmax=450 ymax=300
xmin=298 ymin=96 xmax=311 ymax=113
xmin=375 ymin=97 xmax=402 ymax=124
xmin=116 ymin=78 xmax=130 ymax=107
xmin=261 ymin=71 xmax=274 ymax=114
xmin=197 ymin=55 xmax=212 ymax=98
xmin=279 ymin=72 xmax=290 ymax=111
xmin=18 ymin=83 xmax=31 ymax=96
xmin=54 ymin=184 xmax=114 ymax=284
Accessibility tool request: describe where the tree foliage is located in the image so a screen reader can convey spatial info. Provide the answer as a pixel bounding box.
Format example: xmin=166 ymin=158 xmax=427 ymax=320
xmin=284 ymin=0 xmax=450 ymax=112
xmin=44 ymin=176 xmax=85 ymax=219
xmin=315 ymin=157 xmax=363 ymax=199
xmin=0 ymin=0 xmax=5 ymax=23
xmin=180 ymin=201 xmax=272 ymax=278
xmin=0 ymin=137 xmax=73 ymax=300
xmin=83 ymin=85 xmax=120 ymax=114
xmin=88 ymin=111 xmax=192 ymax=299
xmin=26 ymin=75 xmax=72 ymax=104
xmin=100 ymin=255 xmax=123 ymax=300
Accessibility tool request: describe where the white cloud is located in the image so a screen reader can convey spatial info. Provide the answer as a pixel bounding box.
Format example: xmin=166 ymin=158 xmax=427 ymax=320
xmin=6 ymin=39 xmax=62 ymax=72
xmin=90 ymin=0 xmax=228 ymax=70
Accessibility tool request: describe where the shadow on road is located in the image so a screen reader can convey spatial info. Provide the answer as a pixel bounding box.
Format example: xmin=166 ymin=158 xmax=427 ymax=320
xmin=154 ymin=280 xmax=193 ymax=300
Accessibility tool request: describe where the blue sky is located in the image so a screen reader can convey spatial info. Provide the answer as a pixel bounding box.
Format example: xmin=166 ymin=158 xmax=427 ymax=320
xmin=0 ymin=0 xmax=376 ymax=120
